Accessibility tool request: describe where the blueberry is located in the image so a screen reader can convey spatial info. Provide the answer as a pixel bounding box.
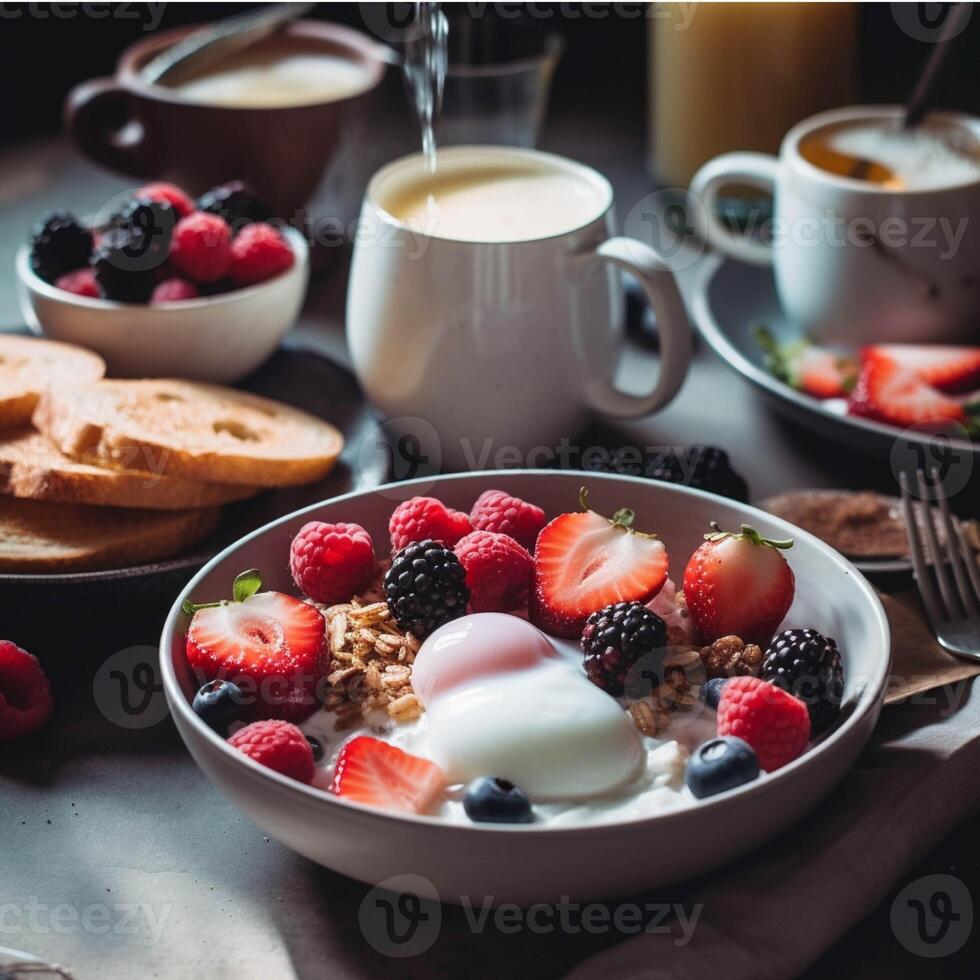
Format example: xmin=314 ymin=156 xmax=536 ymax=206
xmin=703 ymin=677 xmax=729 ymax=710
xmin=686 ymin=736 xmax=759 ymax=799
xmin=462 ymin=777 xmax=534 ymax=824
xmin=306 ymin=735 xmax=324 ymax=762
xmin=192 ymin=679 xmax=244 ymax=733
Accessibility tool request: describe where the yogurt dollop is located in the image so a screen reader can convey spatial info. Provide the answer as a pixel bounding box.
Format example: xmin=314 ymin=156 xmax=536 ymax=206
xmin=411 ymin=613 xmax=645 ymax=801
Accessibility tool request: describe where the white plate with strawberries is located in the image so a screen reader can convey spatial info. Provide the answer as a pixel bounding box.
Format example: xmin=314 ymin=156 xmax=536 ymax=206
xmin=160 ymin=470 xmax=890 ymax=905
xmin=690 ymin=255 xmax=980 ymax=460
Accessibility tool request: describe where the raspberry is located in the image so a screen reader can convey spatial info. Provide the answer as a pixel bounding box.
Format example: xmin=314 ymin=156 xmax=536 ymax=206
xmin=0 ymin=640 xmax=54 ymax=741
xmin=136 ymin=181 xmax=194 ymax=218
xmin=55 ymin=268 xmax=100 ymax=298
xmin=455 ymin=530 xmax=532 ymax=613
xmin=469 ymin=489 xmax=546 ymax=549
xmin=389 ymin=497 xmax=472 ymax=552
xmin=170 ymin=212 xmax=232 ymax=283
xmin=716 ymin=676 xmax=810 ymax=772
xmin=229 ymin=223 xmax=295 ymax=286
xmin=152 ymin=277 xmax=200 ymax=303
xmin=227 ymin=719 xmax=314 ymax=783
xmin=290 ymin=521 xmax=375 ymax=604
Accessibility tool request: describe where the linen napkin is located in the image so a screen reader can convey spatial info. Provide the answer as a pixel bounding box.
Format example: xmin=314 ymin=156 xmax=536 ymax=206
xmin=568 ymin=593 xmax=980 ymax=980
xmin=880 ymin=591 xmax=980 ymax=703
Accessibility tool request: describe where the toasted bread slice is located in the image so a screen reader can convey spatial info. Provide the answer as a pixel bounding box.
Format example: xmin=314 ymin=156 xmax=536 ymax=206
xmin=34 ymin=379 xmax=344 ymax=487
xmin=0 ymin=428 xmax=258 ymax=510
xmin=0 ymin=335 xmax=105 ymax=429
xmin=0 ymin=497 xmax=220 ymax=573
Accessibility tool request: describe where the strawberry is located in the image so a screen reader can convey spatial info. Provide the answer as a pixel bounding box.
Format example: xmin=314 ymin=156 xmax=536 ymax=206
xmin=683 ymin=523 xmax=795 ymax=646
xmin=184 ymin=570 xmax=329 ymax=723
xmin=331 ymin=735 xmax=445 ymax=814
xmin=848 ymin=352 xmax=969 ymax=429
xmin=793 ymin=346 xmax=859 ymax=399
xmin=529 ymin=488 xmax=668 ymax=639
xmin=862 ymin=344 xmax=980 ymax=395
xmin=756 ymin=327 xmax=857 ymax=400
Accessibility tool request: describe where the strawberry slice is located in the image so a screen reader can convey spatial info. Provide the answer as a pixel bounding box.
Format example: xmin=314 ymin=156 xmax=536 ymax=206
xmin=862 ymin=344 xmax=980 ymax=394
xmin=793 ymin=346 xmax=859 ymax=399
xmin=756 ymin=327 xmax=857 ymax=400
xmin=186 ymin=591 xmax=328 ymax=723
xmin=331 ymin=736 xmax=445 ymax=814
xmin=529 ymin=490 xmax=668 ymax=638
xmin=849 ymin=352 xmax=968 ymax=429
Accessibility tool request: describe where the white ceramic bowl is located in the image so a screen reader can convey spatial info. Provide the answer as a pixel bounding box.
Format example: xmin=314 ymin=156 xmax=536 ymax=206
xmin=15 ymin=227 xmax=308 ymax=383
xmin=160 ymin=471 xmax=890 ymax=906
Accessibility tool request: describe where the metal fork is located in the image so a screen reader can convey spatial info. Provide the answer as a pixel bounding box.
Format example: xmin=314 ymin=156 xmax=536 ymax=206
xmin=899 ymin=468 xmax=980 ymax=661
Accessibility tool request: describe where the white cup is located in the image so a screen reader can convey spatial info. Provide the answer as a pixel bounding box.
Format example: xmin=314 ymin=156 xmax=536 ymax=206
xmin=689 ymin=105 xmax=980 ymax=345
xmin=346 ymin=146 xmax=692 ymax=471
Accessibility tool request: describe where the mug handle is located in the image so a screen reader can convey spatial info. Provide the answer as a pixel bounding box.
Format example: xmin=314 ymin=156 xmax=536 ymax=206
xmin=574 ymin=237 xmax=692 ymax=420
xmin=688 ymin=152 xmax=779 ymax=267
xmin=64 ymin=77 xmax=154 ymax=178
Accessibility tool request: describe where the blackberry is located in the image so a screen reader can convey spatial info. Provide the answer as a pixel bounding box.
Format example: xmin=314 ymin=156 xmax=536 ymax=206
xmin=583 ymin=446 xmax=749 ymax=502
xmin=383 ymin=539 xmax=470 ymax=639
xmin=197 ymin=180 xmax=270 ymax=227
xmin=92 ymin=227 xmax=160 ymax=303
xmin=29 ymin=210 xmax=92 ymax=283
xmin=648 ymin=446 xmax=749 ymax=502
xmin=762 ymin=628 xmax=844 ymax=735
xmin=581 ymin=601 xmax=668 ymax=696
xmin=113 ymin=196 xmax=176 ymax=252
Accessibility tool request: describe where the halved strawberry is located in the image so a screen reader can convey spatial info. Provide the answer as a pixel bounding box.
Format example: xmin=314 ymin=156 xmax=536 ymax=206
xmin=529 ymin=490 xmax=668 ymax=638
xmin=186 ymin=590 xmax=328 ymax=723
xmin=331 ymin=736 xmax=445 ymax=814
xmin=756 ymin=327 xmax=857 ymax=400
xmin=793 ymin=346 xmax=859 ymax=399
xmin=683 ymin=523 xmax=795 ymax=646
xmin=849 ymin=352 xmax=968 ymax=429
xmin=863 ymin=344 xmax=980 ymax=395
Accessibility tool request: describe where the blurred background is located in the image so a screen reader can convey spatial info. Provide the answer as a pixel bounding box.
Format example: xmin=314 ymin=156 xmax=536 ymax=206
xmin=3 ymin=2 xmax=980 ymax=163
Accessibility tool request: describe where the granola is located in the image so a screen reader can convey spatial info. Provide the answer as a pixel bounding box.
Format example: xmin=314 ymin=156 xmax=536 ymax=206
xmin=699 ymin=635 xmax=763 ymax=679
xmin=311 ymin=568 xmax=423 ymax=730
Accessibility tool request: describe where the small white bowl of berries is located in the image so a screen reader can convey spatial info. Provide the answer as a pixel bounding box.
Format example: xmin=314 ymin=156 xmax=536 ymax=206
xmin=15 ymin=181 xmax=308 ymax=383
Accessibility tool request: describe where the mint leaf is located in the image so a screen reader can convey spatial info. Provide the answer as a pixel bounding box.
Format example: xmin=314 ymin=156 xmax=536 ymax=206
xmin=232 ymin=568 xmax=262 ymax=603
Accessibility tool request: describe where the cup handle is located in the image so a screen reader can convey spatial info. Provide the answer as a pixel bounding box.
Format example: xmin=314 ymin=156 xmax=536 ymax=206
xmin=574 ymin=236 xmax=692 ymax=420
xmin=64 ymin=77 xmax=154 ymax=178
xmin=688 ymin=152 xmax=779 ymax=267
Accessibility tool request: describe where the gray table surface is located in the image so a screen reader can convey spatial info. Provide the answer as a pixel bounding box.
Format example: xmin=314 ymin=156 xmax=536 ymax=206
xmin=1 ymin=123 xmax=977 ymax=980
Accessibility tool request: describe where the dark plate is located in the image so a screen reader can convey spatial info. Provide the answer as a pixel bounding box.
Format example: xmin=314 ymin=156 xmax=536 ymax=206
xmin=0 ymin=343 xmax=383 ymax=631
xmin=689 ymin=254 xmax=980 ymax=463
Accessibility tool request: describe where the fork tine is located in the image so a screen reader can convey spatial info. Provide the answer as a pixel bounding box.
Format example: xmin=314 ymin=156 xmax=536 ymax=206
xmin=915 ymin=468 xmax=961 ymax=618
xmin=900 ymin=470 xmax=946 ymax=624
xmin=954 ymin=516 xmax=980 ymax=612
xmin=932 ymin=468 xmax=979 ymax=618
